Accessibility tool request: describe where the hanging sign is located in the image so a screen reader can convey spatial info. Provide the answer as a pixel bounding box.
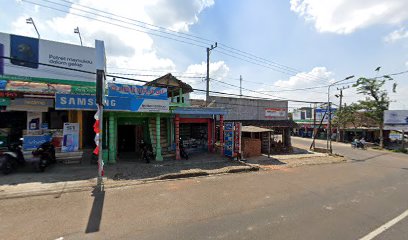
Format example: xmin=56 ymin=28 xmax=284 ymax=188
xmin=23 ymin=135 xmax=51 ymax=150
xmin=62 ymin=122 xmax=79 ymax=152
xmin=234 ymin=122 xmax=242 ymax=156
xmin=108 ymin=83 xmax=167 ymax=100
xmin=224 ymin=122 xmax=234 ymax=157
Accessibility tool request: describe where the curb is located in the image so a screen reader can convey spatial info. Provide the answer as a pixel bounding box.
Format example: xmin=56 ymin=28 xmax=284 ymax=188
xmin=0 ymin=166 xmax=259 ymax=200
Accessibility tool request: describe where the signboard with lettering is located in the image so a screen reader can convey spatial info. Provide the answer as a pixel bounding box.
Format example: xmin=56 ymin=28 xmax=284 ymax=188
xmin=0 ymin=91 xmax=23 ymax=98
xmin=23 ymin=135 xmax=51 ymax=150
xmin=0 ymin=32 xmax=97 ymax=83
xmin=224 ymin=122 xmax=234 ymax=157
xmin=234 ymin=122 xmax=242 ymax=156
xmin=108 ymin=83 xmax=168 ymax=100
xmin=55 ymin=93 xmax=169 ymax=112
xmin=265 ymin=108 xmax=286 ymax=118
xmin=5 ymin=80 xmax=71 ymax=94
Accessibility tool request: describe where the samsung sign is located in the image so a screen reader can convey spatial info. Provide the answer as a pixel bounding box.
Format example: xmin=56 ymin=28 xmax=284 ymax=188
xmin=55 ymin=94 xmax=131 ymax=111
xmin=55 ymin=93 xmax=169 ymax=113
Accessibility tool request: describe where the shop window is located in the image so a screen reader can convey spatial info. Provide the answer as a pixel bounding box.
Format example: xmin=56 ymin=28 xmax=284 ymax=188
xmin=47 ymin=110 xmax=68 ymax=129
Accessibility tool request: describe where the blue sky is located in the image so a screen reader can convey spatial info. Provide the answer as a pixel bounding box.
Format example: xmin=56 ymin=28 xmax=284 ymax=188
xmin=1 ymin=0 xmax=408 ymax=109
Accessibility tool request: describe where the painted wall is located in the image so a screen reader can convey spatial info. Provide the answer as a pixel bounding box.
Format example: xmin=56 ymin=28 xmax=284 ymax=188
xmin=208 ymin=96 xmax=288 ymax=121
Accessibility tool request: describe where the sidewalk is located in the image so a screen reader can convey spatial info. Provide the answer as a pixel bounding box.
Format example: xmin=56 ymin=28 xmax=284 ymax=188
xmin=0 ymin=152 xmax=257 ymax=199
xmin=0 ymin=149 xmax=345 ymax=199
xmin=244 ymin=148 xmax=346 ymax=170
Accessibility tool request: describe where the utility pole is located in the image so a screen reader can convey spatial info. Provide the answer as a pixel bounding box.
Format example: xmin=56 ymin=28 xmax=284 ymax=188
xmin=336 ymin=85 xmax=350 ymax=142
xmin=312 ymin=103 xmax=316 ymax=149
xmin=239 ymin=75 xmax=242 ymax=97
xmin=206 ymin=42 xmax=217 ymax=106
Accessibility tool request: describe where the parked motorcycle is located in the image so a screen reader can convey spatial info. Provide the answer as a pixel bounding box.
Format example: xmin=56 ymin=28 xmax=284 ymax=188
xmin=179 ymin=139 xmax=189 ymax=160
xmin=32 ymin=141 xmax=56 ymax=172
xmin=0 ymin=139 xmax=55 ymax=174
xmin=140 ymin=140 xmax=154 ymax=163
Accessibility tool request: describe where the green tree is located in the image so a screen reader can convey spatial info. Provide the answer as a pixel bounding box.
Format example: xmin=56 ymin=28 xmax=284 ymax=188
xmin=333 ymin=103 xmax=359 ymax=141
xmin=352 ymin=69 xmax=396 ymax=148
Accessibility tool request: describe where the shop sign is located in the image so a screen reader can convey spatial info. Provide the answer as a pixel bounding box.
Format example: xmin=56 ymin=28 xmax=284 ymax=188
xmin=55 ymin=93 xmax=169 ymax=112
xmin=55 ymin=93 xmax=130 ymax=111
xmin=27 ymin=111 xmax=42 ymax=132
xmin=224 ymin=122 xmax=234 ymax=157
xmin=0 ymin=79 xmax=6 ymax=89
xmin=0 ymin=91 xmax=23 ymax=98
xmin=23 ymin=135 xmax=51 ymax=150
xmin=315 ymin=108 xmax=337 ymax=123
xmin=384 ymin=110 xmax=408 ymax=131
xmin=62 ymin=123 xmax=79 ymax=152
xmin=234 ymin=122 xmax=242 ymax=155
xmin=6 ymin=80 xmax=71 ymax=94
xmin=0 ymin=32 xmax=98 ymax=83
xmin=265 ymin=108 xmax=286 ymax=118
xmin=11 ymin=97 xmax=54 ymax=108
xmin=108 ymin=83 xmax=168 ymax=100
xmin=0 ymin=97 xmax=10 ymax=106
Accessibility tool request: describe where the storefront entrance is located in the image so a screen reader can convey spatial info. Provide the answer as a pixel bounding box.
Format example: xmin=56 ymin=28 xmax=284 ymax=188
xmin=180 ymin=123 xmax=209 ymax=152
xmin=118 ymin=125 xmax=144 ymax=153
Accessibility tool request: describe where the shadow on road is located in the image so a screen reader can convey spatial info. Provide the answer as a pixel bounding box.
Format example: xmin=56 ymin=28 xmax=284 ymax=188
xmin=85 ymin=181 xmax=105 ymax=234
xmin=350 ymin=152 xmax=390 ymax=162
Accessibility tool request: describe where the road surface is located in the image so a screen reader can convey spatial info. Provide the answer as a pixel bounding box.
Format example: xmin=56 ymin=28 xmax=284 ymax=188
xmin=0 ymin=138 xmax=407 ymax=240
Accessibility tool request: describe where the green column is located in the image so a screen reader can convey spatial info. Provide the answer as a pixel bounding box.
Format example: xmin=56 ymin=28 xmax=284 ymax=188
xmin=179 ymin=88 xmax=183 ymax=103
xmin=155 ymin=114 xmax=163 ymax=161
xmin=108 ymin=113 xmax=117 ymax=163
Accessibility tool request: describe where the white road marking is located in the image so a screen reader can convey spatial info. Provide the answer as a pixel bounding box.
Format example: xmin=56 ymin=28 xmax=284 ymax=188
xmin=359 ymin=208 xmax=408 ymax=240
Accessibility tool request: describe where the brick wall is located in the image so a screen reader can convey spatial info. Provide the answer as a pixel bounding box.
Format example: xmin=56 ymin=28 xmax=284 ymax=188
xmin=242 ymin=138 xmax=261 ymax=158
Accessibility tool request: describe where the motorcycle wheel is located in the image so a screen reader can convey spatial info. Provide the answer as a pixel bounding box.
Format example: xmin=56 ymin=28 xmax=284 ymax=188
xmin=2 ymin=158 xmax=13 ymax=175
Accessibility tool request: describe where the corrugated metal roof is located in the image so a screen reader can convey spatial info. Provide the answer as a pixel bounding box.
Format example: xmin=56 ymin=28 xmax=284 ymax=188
xmin=241 ymin=126 xmax=273 ymax=133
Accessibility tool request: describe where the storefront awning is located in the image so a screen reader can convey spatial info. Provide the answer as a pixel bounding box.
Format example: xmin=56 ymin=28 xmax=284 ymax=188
xmin=242 ymin=126 xmax=273 ymax=133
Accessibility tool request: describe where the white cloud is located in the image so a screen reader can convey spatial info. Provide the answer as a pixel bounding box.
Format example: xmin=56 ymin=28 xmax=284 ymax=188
xmin=183 ymin=61 xmax=229 ymax=99
xmin=384 ymin=28 xmax=408 ymax=43
xmin=406 ymin=61 xmax=408 ymax=68
xmin=145 ymin=0 xmax=214 ymax=32
xmin=290 ymin=0 xmax=408 ymax=34
xmin=10 ymin=0 xmax=215 ymax=76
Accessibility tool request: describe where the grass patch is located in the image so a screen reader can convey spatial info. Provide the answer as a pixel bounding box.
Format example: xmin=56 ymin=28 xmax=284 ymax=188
xmin=391 ymin=148 xmax=408 ymax=154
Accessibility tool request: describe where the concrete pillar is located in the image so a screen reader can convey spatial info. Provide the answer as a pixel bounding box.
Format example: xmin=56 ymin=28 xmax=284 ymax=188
xmin=155 ymin=114 xmax=163 ymax=161
xmin=220 ymin=115 xmax=224 ymax=156
xmin=108 ymin=113 xmax=117 ymax=163
xmin=175 ymin=114 xmax=180 ymax=160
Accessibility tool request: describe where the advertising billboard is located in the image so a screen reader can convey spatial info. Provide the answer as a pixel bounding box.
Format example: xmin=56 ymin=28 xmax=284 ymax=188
xmin=384 ymin=110 xmax=408 ymax=131
xmin=265 ymin=108 xmax=286 ymax=118
xmin=108 ymin=83 xmax=168 ymax=100
xmin=0 ymin=32 xmax=96 ymax=83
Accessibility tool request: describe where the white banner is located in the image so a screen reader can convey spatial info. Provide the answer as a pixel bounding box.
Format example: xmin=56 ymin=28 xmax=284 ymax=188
xmin=384 ymin=110 xmax=408 ymax=131
xmin=62 ymin=123 xmax=79 ymax=152
xmin=0 ymin=32 xmax=97 ymax=83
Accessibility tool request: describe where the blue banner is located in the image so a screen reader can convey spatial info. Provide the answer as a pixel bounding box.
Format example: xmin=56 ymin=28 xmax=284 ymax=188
xmin=108 ymin=83 xmax=168 ymax=100
xmin=55 ymin=93 xmax=138 ymax=111
xmin=23 ymin=135 xmax=52 ymax=150
xmin=0 ymin=80 xmax=6 ymax=90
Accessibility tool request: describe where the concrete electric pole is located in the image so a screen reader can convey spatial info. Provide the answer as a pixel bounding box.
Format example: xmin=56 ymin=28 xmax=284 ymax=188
xmin=335 ymin=85 xmax=350 ymax=142
xmin=240 ymin=75 xmax=243 ymax=97
xmin=206 ymin=42 xmax=217 ymax=106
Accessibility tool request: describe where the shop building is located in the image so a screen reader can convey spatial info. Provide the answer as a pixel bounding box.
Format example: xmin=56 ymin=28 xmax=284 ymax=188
xmin=207 ymin=96 xmax=297 ymax=153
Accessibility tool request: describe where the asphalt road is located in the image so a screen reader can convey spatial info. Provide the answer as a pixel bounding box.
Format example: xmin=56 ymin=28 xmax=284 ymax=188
xmin=0 ymin=138 xmax=407 ymax=240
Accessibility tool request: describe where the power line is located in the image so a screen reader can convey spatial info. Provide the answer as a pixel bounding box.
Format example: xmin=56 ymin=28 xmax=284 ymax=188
xmin=0 ymin=56 xmax=324 ymax=103
xmin=22 ymin=0 xmax=333 ymax=84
